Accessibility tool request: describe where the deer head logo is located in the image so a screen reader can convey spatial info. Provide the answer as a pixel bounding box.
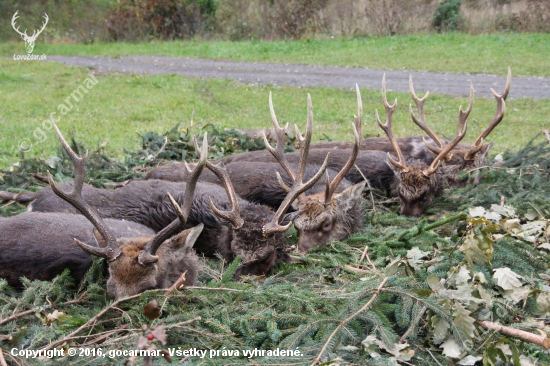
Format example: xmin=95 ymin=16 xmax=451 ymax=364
xmin=11 ymin=11 xmax=49 ymax=54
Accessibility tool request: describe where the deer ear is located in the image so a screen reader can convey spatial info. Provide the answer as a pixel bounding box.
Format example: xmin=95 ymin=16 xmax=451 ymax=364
xmin=184 ymin=224 xmax=204 ymax=249
xmin=386 ymin=160 xmax=402 ymax=177
xmin=164 ymin=224 xmax=204 ymax=250
xmin=335 ymin=182 xmax=366 ymax=210
xmin=478 ymin=142 xmax=495 ymax=165
xmin=93 ymin=228 xmax=108 ymax=248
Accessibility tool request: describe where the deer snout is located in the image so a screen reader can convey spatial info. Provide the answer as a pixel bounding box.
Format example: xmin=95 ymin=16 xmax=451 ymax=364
xmin=400 ymin=205 xmax=423 ymax=217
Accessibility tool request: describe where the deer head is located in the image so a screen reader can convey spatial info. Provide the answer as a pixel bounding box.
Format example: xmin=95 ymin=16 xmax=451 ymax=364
xmin=265 ymin=87 xmax=365 ymax=253
xmin=11 ymin=11 xmax=48 ymax=54
xmin=377 ymin=74 xmax=472 ymax=217
xmin=48 ymin=123 xmax=207 ymax=298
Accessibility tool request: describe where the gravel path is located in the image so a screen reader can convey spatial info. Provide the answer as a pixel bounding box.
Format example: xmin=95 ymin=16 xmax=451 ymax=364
xmin=49 ymin=55 xmax=550 ymax=99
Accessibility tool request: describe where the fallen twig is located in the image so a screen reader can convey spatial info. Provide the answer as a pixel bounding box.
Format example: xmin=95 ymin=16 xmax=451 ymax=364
xmin=0 ymin=292 xmax=88 ymax=326
xmin=0 ymin=349 xmax=7 ymax=366
xmin=310 ymin=277 xmax=389 ymax=366
xmin=359 ymin=245 xmax=369 ymax=264
xmin=478 ymin=320 xmax=550 ymax=349
xmin=344 ymin=265 xmax=371 ymax=274
xmin=165 ymin=271 xmax=187 ymax=296
xmin=33 ymin=173 xmax=49 ymax=184
xmin=354 ymin=164 xmax=376 ymax=212
xmin=41 ymin=293 xmax=145 ymax=351
xmin=64 ymin=325 xmax=129 ymax=347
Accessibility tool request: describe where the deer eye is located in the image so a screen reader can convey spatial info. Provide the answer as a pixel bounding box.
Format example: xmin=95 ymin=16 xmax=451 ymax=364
xmin=322 ymin=220 xmax=333 ymax=232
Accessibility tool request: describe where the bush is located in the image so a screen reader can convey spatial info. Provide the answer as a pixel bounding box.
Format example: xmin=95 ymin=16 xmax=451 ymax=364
xmin=106 ymin=0 xmax=218 ymax=41
xmin=432 ymin=0 xmax=463 ymax=32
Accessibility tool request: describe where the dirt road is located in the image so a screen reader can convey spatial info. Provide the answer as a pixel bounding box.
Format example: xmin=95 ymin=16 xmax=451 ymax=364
xmin=48 ymin=55 xmax=550 ymax=99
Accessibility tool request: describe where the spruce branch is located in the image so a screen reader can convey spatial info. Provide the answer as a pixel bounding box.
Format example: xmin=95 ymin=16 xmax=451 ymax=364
xmin=478 ymin=320 xmax=550 ymax=349
xmin=0 ymin=292 xmax=88 ymax=326
xmin=310 ymin=277 xmax=389 ymax=365
xmin=40 ymin=292 xmax=146 ymax=351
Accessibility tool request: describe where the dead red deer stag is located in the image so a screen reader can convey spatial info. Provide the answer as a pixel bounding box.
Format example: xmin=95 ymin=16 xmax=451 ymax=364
xmin=308 ymin=68 xmax=512 ymax=175
xmin=0 ymin=123 xmax=205 ymax=298
xmin=376 ymin=74 xmax=472 ymax=216
xmin=197 ymin=95 xmax=332 ymax=260
xmin=260 ymin=89 xmax=365 ymax=253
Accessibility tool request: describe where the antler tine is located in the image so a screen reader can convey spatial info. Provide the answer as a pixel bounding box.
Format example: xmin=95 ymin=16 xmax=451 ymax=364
xmin=138 ymin=133 xmax=208 ymax=264
xmin=193 ymin=136 xmax=244 ymax=229
xmin=264 ymin=91 xmax=295 ymax=186
xmin=355 ymin=83 xmax=363 ymax=139
xmin=47 ymin=123 xmax=120 ymax=262
xmin=408 ymin=75 xmax=446 ymax=156
xmin=325 ymin=119 xmax=360 ymax=203
xmin=263 ymin=94 xmax=330 ymax=234
xmin=469 ymin=67 xmax=511 ymax=152
xmin=376 ymin=74 xmax=408 ymax=172
xmin=424 ymin=84 xmax=473 ymax=176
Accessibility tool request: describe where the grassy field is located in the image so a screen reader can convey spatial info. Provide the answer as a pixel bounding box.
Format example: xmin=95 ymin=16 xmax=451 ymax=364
xmin=2 ymin=33 xmax=550 ymax=76
xmin=0 ymin=58 xmax=548 ymax=169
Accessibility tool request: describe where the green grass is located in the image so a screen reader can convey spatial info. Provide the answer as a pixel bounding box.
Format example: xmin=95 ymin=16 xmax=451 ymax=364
xmin=2 ymin=33 xmax=550 ymax=76
xmin=1 ymin=58 xmax=548 ymax=169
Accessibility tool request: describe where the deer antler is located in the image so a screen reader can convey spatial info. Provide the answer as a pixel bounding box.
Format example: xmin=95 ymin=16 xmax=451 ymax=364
xmin=194 ymin=137 xmax=244 ymax=229
xmin=465 ymin=67 xmax=511 ymax=160
xmin=263 ymin=91 xmax=295 ymax=191
xmin=423 ymin=84 xmax=473 ymax=176
xmin=138 ymin=133 xmax=208 ymax=265
xmin=376 ymin=74 xmax=408 ymax=172
xmin=263 ymin=94 xmax=330 ymax=234
xmin=47 ymin=123 xmax=121 ymax=262
xmin=408 ymin=75 xmax=450 ymax=159
xmin=324 ymin=85 xmax=362 ymax=202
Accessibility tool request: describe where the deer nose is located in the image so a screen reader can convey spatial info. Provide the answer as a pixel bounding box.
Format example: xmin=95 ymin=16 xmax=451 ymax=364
xmin=400 ymin=206 xmax=422 ymax=217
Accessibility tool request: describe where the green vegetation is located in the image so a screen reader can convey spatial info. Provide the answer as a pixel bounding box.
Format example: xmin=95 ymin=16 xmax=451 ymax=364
xmin=0 ymin=59 xmax=548 ymax=169
xmin=2 ymin=33 xmax=550 ymax=76
xmin=1 ymin=132 xmax=550 ymax=365
xmin=432 ymin=0 xmax=463 ymax=32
